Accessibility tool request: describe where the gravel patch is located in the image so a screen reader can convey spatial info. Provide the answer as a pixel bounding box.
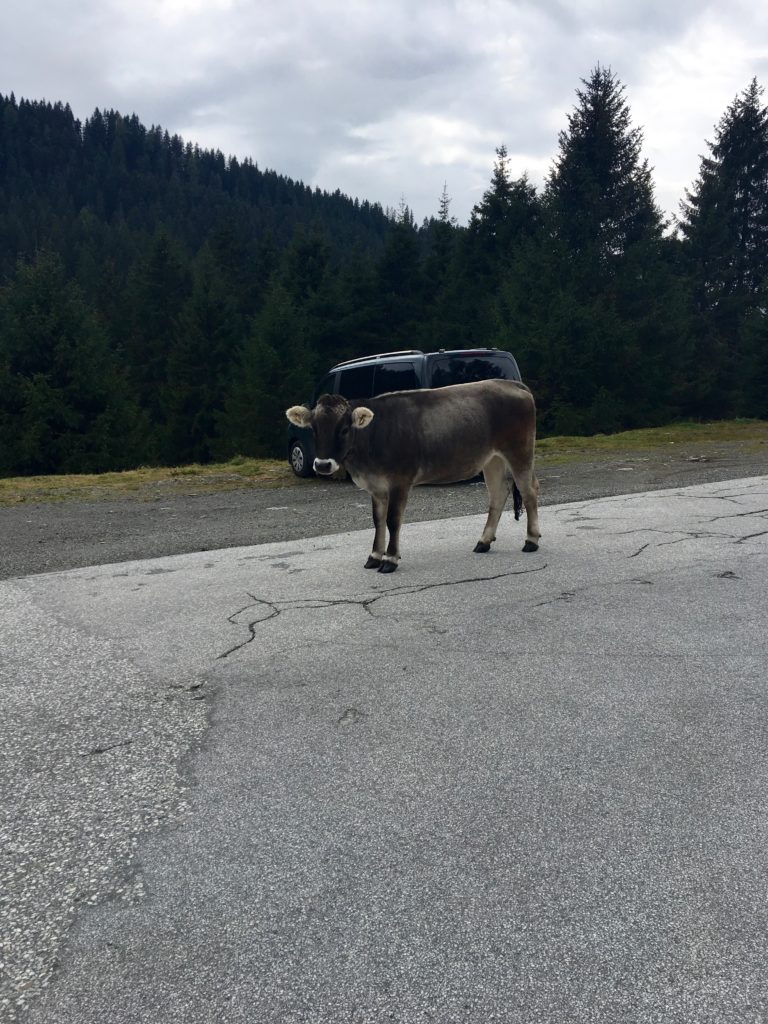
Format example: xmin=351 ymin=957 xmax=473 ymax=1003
xmin=0 ymin=587 xmax=207 ymax=1022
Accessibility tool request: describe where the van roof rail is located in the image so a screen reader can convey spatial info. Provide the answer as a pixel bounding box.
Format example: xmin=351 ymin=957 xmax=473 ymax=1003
xmin=333 ymin=349 xmax=424 ymax=369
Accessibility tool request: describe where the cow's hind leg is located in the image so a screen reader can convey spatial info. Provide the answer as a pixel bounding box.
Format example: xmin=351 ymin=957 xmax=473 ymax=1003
xmin=378 ymin=486 xmax=409 ymax=573
xmin=505 ymin=452 xmax=541 ymax=553
xmin=364 ymin=492 xmax=388 ymax=568
xmin=474 ymin=455 xmax=510 ymax=553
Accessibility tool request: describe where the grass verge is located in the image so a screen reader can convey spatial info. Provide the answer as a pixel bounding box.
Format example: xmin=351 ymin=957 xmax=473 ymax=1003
xmin=0 ymin=457 xmax=297 ymax=507
xmin=536 ymin=418 xmax=768 ymax=463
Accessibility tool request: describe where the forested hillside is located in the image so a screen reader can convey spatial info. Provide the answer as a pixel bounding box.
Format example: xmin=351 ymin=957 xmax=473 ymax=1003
xmin=1 ymin=68 xmax=767 ymax=475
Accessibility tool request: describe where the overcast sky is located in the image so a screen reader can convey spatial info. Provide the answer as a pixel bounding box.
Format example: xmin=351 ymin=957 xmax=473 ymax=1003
xmin=2 ymin=1 xmax=767 ymax=225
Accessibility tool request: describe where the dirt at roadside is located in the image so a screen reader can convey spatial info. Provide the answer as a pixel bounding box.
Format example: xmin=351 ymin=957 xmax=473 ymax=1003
xmin=536 ymin=437 xmax=767 ymax=505
xmin=1 ymin=437 xmax=765 ymax=581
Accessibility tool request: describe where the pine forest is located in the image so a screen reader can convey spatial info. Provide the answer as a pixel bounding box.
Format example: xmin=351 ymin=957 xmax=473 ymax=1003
xmin=1 ymin=67 xmax=767 ymax=476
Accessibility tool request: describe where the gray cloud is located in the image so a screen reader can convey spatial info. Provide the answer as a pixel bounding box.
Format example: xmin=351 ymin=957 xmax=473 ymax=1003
xmin=1 ymin=0 xmax=765 ymax=223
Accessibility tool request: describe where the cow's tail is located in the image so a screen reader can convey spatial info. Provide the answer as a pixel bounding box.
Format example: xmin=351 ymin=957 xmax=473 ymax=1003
xmin=512 ymin=482 xmax=523 ymax=521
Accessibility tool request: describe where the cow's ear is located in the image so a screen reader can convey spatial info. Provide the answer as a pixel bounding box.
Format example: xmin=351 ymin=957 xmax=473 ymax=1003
xmin=286 ymin=405 xmax=312 ymax=427
xmin=352 ymin=407 xmax=374 ymax=429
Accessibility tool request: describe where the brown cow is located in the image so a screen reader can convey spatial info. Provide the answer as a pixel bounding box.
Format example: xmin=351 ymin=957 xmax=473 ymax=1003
xmin=285 ymin=379 xmax=540 ymax=572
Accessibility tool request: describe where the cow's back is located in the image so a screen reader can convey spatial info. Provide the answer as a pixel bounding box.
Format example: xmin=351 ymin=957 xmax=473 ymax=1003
xmin=349 ymin=379 xmax=535 ymax=485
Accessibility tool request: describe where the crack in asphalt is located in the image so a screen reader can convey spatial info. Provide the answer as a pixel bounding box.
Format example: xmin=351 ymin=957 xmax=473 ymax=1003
xmin=607 ymin=526 xmax=730 ymax=539
xmin=655 ymin=532 xmax=734 ymax=547
xmin=532 ymin=554 xmax=748 ymax=611
xmin=613 ymin=521 xmax=767 ymax=553
xmin=80 ymin=738 xmax=133 ymax=757
xmin=735 ymin=528 xmax=768 ymax=545
xmin=217 ymin=594 xmax=281 ymax=658
xmin=634 ymin=525 xmax=766 ymax=548
xmin=218 ymin=562 xmax=549 ymax=660
xmin=662 ymin=491 xmax=749 ymax=504
xmin=217 ymin=489 xmax=768 ymax=659
xmin=703 ymin=506 xmax=768 ymax=522
xmin=534 ymin=590 xmax=577 ymax=608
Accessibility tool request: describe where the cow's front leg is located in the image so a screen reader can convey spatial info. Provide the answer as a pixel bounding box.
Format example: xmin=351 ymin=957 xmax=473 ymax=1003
xmin=379 ymin=486 xmax=409 ymax=573
xmin=364 ymin=492 xmax=388 ymax=569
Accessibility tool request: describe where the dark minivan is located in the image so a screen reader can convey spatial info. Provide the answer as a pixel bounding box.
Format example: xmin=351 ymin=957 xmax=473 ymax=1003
xmin=287 ymin=347 xmax=522 ymax=477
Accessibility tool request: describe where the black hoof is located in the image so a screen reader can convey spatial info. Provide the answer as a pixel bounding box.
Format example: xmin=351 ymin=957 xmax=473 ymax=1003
xmin=474 ymin=541 xmax=491 ymax=553
xmin=522 ymin=540 xmax=539 ymax=553
xmin=364 ymin=556 xmax=382 ymax=569
xmin=377 ymin=560 xmax=398 ymax=574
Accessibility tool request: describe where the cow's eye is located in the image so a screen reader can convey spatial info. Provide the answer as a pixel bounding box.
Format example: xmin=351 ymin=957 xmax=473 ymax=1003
xmin=339 ymin=425 xmax=350 ymax=438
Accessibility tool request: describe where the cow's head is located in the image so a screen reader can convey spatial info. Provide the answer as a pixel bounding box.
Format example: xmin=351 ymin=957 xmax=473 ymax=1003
xmin=286 ymin=394 xmax=374 ymax=475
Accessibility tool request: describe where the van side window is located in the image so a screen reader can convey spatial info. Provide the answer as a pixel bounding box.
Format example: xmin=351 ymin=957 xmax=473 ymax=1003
xmin=338 ymin=364 xmax=375 ymax=399
xmin=373 ymin=362 xmax=419 ymax=395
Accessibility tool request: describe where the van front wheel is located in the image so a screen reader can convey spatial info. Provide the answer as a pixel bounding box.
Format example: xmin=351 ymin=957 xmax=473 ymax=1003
xmin=289 ymin=440 xmax=314 ymax=478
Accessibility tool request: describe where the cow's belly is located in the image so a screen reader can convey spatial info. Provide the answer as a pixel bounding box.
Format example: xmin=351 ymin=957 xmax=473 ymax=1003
xmin=348 ymin=446 xmax=498 ymax=492
xmin=414 ymin=452 xmax=492 ymax=486
xmin=414 ymin=467 xmax=472 ymax=485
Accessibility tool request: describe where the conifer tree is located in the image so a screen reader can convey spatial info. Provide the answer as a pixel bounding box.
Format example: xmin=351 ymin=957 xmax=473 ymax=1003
xmin=677 ymin=79 xmax=768 ymax=415
xmin=163 ymin=245 xmax=243 ymax=464
xmin=280 ymin=228 xmax=350 ymax=366
xmin=679 ymin=79 xmax=768 ymax=309
xmin=420 ymin=185 xmax=465 ymax=347
xmin=470 ymin=146 xmax=540 ymax=267
xmin=545 ymin=66 xmax=664 ymax=279
xmin=742 ymin=303 xmax=768 ymax=417
xmin=124 ymin=231 xmax=190 ymax=441
xmin=0 ymin=252 xmax=145 ymax=474
xmin=218 ymin=283 xmax=314 ymax=458
xmin=516 ymin=66 xmax=681 ymax=432
xmin=423 ymin=186 xmax=458 ymax=294
xmin=445 ymin=147 xmax=542 ymax=347
xmin=370 ymin=205 xmax=424 ymax=349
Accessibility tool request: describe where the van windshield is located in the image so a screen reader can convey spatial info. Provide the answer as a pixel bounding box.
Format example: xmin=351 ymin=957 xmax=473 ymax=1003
xmin=428 ymin=354 xmax=519 ymax=388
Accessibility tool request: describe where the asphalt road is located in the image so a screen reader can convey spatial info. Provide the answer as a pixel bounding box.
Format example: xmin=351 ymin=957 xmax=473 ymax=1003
xmin=3 ymin=474 xmax=768 ymax=1023
xmin=1 ymin=443 xmax=765 ymax=581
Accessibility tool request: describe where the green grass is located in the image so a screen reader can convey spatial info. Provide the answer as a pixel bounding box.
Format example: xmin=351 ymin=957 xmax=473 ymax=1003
xmin=1 ymin=420 xmax=766 ymax=507
xmin=0 ymin=457 xmax=297 ymax=507
xmin=536 ymin=419 xmax=768 ymax=463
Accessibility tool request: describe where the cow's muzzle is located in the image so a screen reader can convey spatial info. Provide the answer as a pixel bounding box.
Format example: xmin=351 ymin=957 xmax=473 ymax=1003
xmin=313 ymin=458 xmax=340 ymax=475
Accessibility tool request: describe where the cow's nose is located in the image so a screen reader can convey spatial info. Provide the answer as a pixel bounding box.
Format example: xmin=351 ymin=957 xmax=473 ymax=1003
xmin=314 ymin=459 xmax=334 ymax=475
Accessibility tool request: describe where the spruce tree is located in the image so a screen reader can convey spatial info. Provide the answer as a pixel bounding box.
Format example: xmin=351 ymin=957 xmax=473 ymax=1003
xmin=0 ymin=252 xmax=146 ymax=474
xmin=523 ymin=66 xmax=681 ymax=432
xmin=444 ymin=148 xmax=542 ymax=348
xmin=679 ymin=79 xmax=768 ymax=308
xmin=218 ymin=283 xmax=314 ymax=458
xmin=421 ymin=185 xmax=461 ymax=346
xmin=124 ymin=231 xmax=190 ymax=443
xmin=370 ymin=206 xmax=424 ymax=349
xmin=280 ymin=229 xmax=350 ymax=367
xmin=469 ymin=146 xmax=540 ymax=268
xmin=678 ymin=79 xmax=768 ymax=415
xmin=545 ymin=66 xmax=664 ymax=278
xmin=163 ymin=245 xmax=243 ymax=464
